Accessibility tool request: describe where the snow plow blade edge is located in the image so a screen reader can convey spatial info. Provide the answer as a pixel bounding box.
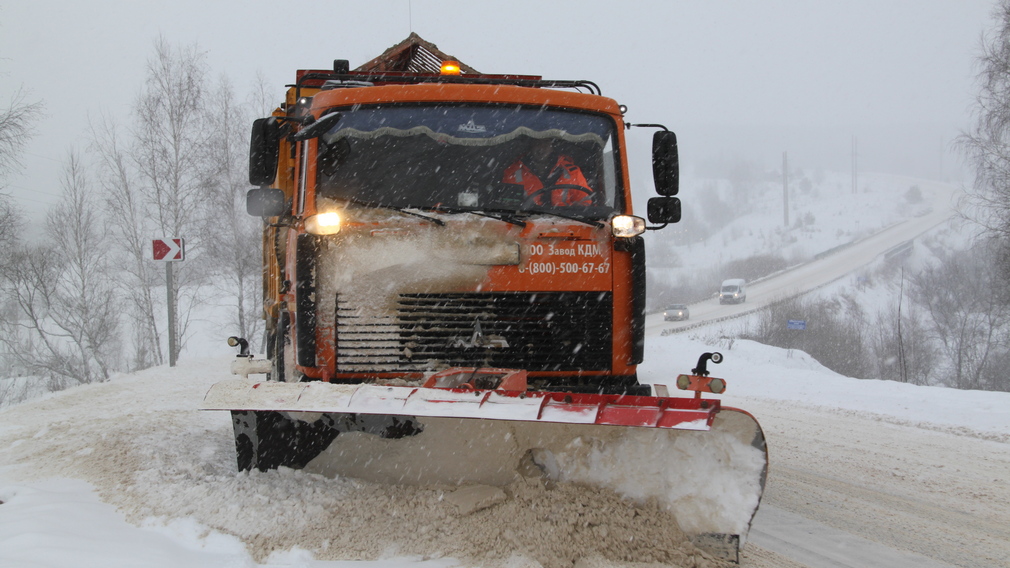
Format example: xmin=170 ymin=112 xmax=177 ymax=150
xmin=201 ymin=379 xmax=768 ymax=563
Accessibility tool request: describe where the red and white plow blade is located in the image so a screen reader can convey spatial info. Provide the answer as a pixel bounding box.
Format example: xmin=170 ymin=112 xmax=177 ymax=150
xmin=202 ymin=379 xmax=720 ymax=429
xmin=201 ymin=379 xmax=767 ymax=562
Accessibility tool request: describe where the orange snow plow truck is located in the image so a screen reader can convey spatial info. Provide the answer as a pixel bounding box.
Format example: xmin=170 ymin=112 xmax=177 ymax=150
xmin=201 ymin=35 xmax=767 ymax=562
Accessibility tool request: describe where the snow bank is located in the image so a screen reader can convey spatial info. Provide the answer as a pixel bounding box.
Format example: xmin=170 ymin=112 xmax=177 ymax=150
xmin=0 ymin=358 xmax=732 ymax=568
xmin=641 ymin=335 xmax=1010 ymax=440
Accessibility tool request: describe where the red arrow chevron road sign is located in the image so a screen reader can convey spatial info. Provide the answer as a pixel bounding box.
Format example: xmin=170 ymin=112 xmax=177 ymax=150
xmin=152 ymin=238 xmax=185 ymax=261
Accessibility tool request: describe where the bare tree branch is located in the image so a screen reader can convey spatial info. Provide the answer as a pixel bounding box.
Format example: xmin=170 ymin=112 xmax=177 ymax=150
xmin=0 ymin=151 xmax=121 ymax=387
xmin=0 ymin=87 xmax=44 ymax=185
xmin=89 ymin=114 xmax=164 ymax=368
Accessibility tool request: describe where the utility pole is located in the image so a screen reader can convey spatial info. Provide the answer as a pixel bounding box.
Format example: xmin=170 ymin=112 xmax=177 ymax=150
xmin=939 ymin=134 xmax=944 ymax=181
xmin=782 ymin=151 xmax=789 ymax=227
xmin=851 ymin=135 xmax=858 ymax=194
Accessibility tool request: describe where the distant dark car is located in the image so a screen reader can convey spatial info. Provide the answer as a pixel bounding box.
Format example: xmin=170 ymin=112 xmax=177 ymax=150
xmin=663 ymin=304 xmax=690 ymax=321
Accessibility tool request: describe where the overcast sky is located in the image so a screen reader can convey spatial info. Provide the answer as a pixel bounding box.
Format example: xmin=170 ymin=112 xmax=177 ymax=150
xmin=0 ymin=0 xmax=998 ymax=221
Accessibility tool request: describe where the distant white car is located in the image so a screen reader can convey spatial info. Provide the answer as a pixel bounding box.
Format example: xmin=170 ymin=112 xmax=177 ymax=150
xmin=719 ymin=279 xmax=747 ymax=304
xmin=663 ymin=304 xmax=690 ymax=321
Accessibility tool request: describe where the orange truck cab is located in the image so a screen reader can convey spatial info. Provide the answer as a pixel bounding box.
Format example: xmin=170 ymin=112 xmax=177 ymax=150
xmin=246 ymin=52 xmax=682 ymax=396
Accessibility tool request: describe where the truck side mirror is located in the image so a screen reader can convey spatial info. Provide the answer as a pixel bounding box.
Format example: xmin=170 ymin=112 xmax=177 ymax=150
xmin=652 ymin=130 xmax=679 ymax=196
xmin=647 ymin=196 xmax=681 ymax=224
xmin=249 ymin=117 xmax=281 ymax=186
xmin=247 ymin=187 xmax=287 ymax=217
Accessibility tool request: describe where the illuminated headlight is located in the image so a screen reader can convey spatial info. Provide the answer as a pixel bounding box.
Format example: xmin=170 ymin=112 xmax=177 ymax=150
xmin=611 ymin=215 xmax=645 ymax=238
xmin=305 ymin=211 xmax=341 ymax=235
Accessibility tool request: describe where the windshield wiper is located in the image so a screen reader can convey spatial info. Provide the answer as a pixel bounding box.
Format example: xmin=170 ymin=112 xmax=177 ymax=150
xmin=461 ymin=209 xmax=527 ymax=227
xmin=424 ymin=206 xmax=527 ymax=227
xmin=342 ymin=198 xmax=445 ymax=226
xmin=515 ymin=208 xmax=604 ymax=228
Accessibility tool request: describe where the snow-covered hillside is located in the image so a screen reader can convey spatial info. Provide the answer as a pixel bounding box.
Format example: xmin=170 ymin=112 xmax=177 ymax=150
xmin=644 ymin=170 xmax=955 ymax=309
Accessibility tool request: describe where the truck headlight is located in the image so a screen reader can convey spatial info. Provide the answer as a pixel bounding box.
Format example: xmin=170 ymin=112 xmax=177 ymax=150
xmin=611 ymin=215 xmax=645 ymax=238
xmin=305 ymin=211 xmax=341 ymax=235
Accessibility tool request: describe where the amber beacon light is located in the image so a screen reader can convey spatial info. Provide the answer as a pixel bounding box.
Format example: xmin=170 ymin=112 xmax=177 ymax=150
xmin=440 ymin=60 xmax=461 ymax=75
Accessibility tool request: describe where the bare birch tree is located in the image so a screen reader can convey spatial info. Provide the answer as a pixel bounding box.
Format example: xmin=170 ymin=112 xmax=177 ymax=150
xmin=960 ymin=1 xmax=1010 ymax=277
xmin=911 ymin=245 xmax=1010 ymax=391
xmin=90 ymin=37 xmax=214 ymax=367
xmin=0 ymin=242 xmax=66 ymax=385
xmin=869 ymin=300 xmax=936 ymax=387
xmin=202 ymin=75 xmax=263 ymax=344
xmin=249 ymin=70 xmax=279 ymax=117
xmin=89 ymin=37 xmax=275 ymax=366
xmin=0 ymin=192 xmax=21 ymax=265
xmin=0 ymin=86 xmax=40 ymax=264
xmin=131 ymin=36 xmax=214 ymax=364
xmin=0 ymin=80 xmax=41 ymax=391
xmin=90 ymin=115 xmax=164 ymax=369
xmin=45 ymin=151 xmax=121 ymax=380
xmin=0 ymin=195 xmax=25 ymax=395
xmin=951 ymin=2 xmax=1010 ymax=392
xmin=0 ymin=87 xmax=43 ymax=187
xmin=0 ymin=151 xmax=120 ymax=388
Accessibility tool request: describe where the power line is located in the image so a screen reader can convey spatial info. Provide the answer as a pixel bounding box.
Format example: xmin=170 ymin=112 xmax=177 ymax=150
xmin=3 ymin=193 xmax=55 ymax=206
xmin=5 ymin=183 xmax=61 ymax=198
xmin=23 ymin=150 xmax=62 ymax=163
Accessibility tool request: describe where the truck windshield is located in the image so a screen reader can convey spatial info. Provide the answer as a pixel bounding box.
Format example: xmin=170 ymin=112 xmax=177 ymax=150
xmin=314 ymin=104 xmax=621 ymax=218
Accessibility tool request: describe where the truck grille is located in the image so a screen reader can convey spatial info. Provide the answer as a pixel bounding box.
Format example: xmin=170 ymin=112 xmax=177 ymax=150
xmin=335 ymin=292 xmax=612 ymax=373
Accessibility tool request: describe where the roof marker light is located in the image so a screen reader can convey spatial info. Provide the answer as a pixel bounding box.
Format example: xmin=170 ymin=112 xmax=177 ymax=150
xmin=441 ymin=60 xmax=461 ymax=75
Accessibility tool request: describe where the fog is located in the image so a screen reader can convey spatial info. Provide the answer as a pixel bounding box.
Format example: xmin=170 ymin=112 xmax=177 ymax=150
xmin=0 ymin=0 xmax=995 ymax=221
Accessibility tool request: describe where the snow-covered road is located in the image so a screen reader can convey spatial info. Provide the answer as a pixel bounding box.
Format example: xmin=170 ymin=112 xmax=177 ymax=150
xmin=742 ymin=398 xmax=1009 ymax=568
xmin=641 ymin=337 xmax=1010 ymax=568
xmin=646 ymin=179 xmax=960 ymax=336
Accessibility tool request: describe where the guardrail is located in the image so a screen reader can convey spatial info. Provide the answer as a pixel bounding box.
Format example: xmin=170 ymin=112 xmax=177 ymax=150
xmin=883 ymin=240 xmax=913 ymax=262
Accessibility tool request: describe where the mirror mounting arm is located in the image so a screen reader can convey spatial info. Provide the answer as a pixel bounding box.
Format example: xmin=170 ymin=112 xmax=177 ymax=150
xmin=626 ymin=123 xmax=669 ymax=132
